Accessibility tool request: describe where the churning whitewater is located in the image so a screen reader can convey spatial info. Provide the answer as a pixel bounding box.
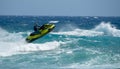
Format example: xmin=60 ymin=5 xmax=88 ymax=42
xmin=0 ymin=16 xmax=120 ymax=69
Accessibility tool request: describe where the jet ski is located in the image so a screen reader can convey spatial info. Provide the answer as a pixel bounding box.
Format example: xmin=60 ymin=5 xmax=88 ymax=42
xmin=26 ymin=23 xmax=55 ymax=43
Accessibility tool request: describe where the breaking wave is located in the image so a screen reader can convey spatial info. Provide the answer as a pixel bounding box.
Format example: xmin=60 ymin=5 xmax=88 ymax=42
xmin=0 ymin=28 xmax=61 ymax=56
xmin=52 ymin=22 xmax=120 ymax=37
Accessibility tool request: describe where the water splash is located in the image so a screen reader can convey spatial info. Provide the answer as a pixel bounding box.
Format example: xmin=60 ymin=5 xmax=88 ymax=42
xmin=93 ymin=22 xmax=120 ymax=37
xmin=0 ymin=28 xmax=60 ymax=56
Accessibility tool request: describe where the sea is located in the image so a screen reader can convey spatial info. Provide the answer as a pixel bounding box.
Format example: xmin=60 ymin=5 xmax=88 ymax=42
xmin=0 ymin=16 xmax=120 ymax=69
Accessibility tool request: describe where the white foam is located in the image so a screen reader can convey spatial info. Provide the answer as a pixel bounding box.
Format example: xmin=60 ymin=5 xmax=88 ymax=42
xmin=93 ymin=22 xmax=120 ymax=37
xmin=49 ymin=21 xmax=59 ymax=23
xmin=0 ymin=41 xmax=61 ymax=57
xmin=52 ymin=29 xmax=103 ymax=37
xmin=0 ymin=28 xmax=61 ymax=57
xmin=52 ymin=22 xmax=120 ymax=37
xmin=17 ymin=41 xmax=60 ymax=52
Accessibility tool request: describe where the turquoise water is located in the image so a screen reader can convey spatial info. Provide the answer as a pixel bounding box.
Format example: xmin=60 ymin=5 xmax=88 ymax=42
xmin=0 ymin=16 xmax=120 ymax=69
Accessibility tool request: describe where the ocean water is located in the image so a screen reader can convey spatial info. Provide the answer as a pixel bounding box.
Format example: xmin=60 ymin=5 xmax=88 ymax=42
xmin=0 ymin=16 xmax=120 ymax=69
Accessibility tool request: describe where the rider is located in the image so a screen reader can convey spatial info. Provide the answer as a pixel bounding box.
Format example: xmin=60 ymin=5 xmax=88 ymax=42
xmin=34 ymin=23 xmax=41 ymax=32
xmin=34 ymin=23 xmax=46 ymax=33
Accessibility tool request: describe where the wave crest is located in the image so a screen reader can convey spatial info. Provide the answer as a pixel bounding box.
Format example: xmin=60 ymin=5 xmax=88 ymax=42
xmin=93 ymin=22 xmax=120 ymax=37
xmin=52 ymin=22 xmax=120 ymax=37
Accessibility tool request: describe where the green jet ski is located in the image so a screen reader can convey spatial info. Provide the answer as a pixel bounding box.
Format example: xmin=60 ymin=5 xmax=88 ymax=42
xmin=26 ymin=23 xmax=55 ymax=43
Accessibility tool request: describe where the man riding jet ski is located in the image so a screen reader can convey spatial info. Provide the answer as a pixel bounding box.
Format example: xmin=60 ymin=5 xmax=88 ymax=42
xmin=26 ymin=23 xmax=55 ymax=43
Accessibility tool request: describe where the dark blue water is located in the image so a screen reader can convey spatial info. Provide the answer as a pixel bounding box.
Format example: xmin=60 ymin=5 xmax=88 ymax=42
xmin=0 ymin=16 xmax=120 ymax=69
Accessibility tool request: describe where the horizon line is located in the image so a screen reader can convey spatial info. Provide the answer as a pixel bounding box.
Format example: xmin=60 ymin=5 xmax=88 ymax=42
xmin=0 ymin=14 xmax=120 ymax=17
